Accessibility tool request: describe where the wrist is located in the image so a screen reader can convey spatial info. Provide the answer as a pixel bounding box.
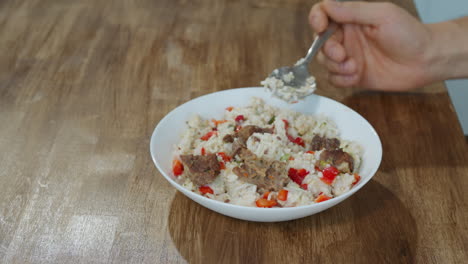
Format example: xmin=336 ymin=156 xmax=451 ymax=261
xmin=424 ymin=23 xmax=449 ymax=83
xmin=425 ymin=20 xmax=468 ymax=82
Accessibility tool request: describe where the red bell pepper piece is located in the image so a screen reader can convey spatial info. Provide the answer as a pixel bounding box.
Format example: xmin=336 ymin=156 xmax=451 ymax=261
xmin=172 ymin=159 xmax=184 ymax=176
xmin=217 ymin=152 xmax=231 ymax=162
xmin=256 ymin=198 xmax=277 ymax=208
xmin=200 ymin=131 xmax=217 ymax=141
xmin=288 ymin=168 xmax=310 ymax=185
xmin=212 ymin=119 xmax=228 ymax=126
xmin=219 ymin=161 xmax=226 ymax=170
xmin=277 ymin=189 xmax=288 ymax=201
xmin=315 ymin=194 xmax=331 ymax=203
xmin=199 ymin=186 xmax=214 ymax=195
xmin=353 ymin=173 xmax=361 ymax=185
xmin=283 ymin=119 xmax=305 ymax=147
xmin=321 ymin=166 xmax=339 ymax=185
xmin=292 ymin=136 xmax=305 ymax=147
xmin=235 ymin=115 xmax=245 ymax=122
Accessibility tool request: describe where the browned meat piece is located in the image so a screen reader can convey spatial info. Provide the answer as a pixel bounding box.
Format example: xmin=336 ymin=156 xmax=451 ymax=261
xmin=251 ymin=136 xmax=260 ymax=142
xmin=231 ymin=140 xmax=244 ymax=158
xmin=233 ymin=148 xmax=289 ymax=192
xmin=223 ymin=134 xmax=234 ymax=143
xmin=237 ymin=147 xmax=257 ymax=161
xmin=310 ymin=135 xmax=340 ymax=151
xmin=230 ymin=125 xmax=273 ymax=157
xmin=318 ymin=149 xmax=354 ymax=173
xmin=235 ymin=125 xmax=273 ymax=145
xmin=179 ymin=154 xmax=221 ymax=186
xmin=265 ymin=161 xmax=287 ymax=187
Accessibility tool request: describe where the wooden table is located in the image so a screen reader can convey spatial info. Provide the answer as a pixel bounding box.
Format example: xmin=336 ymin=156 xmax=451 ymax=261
xmin=1 ymin=0 xmax=467 ymax=263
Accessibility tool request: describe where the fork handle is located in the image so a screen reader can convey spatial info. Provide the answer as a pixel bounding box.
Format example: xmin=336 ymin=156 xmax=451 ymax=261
xmin=302 ymin=21 xmax=339 ymax=65
xmin=302 ymin=0 xmax=354 ymax=65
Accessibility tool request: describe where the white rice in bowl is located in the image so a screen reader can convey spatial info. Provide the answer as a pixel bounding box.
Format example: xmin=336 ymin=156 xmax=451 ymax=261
xmin=171 ymin=97 xmax=362 ymax=208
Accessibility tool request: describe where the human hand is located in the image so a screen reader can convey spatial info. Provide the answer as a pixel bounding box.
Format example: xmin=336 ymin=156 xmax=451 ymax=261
xmin=309 ymin=0 xmax=435 ymax=91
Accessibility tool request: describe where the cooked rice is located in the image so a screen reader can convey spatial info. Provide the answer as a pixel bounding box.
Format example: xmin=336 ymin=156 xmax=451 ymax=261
xmin=174 ymin=97 xmax=362 ymax=207
xmin=261 ymin=58 xmax=317 ymax=103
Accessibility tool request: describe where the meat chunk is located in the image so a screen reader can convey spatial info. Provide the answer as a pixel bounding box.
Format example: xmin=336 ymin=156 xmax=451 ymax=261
xmin=223 ymin=134 xmax=234 ymax=143
xmin=236 ymin=148 xmax=257 ymax=163
xmin=235 ymin=125 xmax=273 ymax=145
xmin=231 ymin=140 xmax=244 ymax=158
xmin=179 ymin=154 xmax=221 ymax=186
xmin=318 ymin=149 xmax=354 ymax=173
xmin=310 ymin=135 xmax=340 ymax=151
xmin=230 ymin=125 xmax=273 ymax=157
xmin=233 ymin=148 xmax=289 ymax=192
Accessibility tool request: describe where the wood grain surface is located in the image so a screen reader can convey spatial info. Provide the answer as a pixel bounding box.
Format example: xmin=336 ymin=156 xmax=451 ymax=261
xmin=0 ymin=0 xmax=467 ymax=263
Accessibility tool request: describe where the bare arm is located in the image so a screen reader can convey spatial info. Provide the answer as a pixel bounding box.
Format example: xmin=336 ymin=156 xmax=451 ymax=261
xmin=427 ymin=17 xmax=468 ymax=82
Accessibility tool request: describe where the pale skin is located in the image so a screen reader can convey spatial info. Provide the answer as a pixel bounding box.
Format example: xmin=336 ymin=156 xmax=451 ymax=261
xmin=309 ymin=0 xmax=468 ymax=91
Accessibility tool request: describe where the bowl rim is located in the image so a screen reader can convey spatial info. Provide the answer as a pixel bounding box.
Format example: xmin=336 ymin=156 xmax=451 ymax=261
xmin=150 ymin=87 xmax=382 ymax=212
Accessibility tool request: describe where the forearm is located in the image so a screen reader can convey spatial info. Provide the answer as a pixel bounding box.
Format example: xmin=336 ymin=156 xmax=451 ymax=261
xmin=426 ymin=17 xmax=468 ymax=82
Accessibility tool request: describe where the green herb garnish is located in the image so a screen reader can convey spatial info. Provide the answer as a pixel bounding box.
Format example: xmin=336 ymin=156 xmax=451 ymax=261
xmin=268 ymin=116 xmax=276 ymax=125
xmin=280 ymin=153 xmax=291 ymax=161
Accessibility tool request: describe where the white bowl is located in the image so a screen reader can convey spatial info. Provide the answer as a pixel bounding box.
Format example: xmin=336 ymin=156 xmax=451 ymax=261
xmin=150 ymin=87 xmax=382 ymax=222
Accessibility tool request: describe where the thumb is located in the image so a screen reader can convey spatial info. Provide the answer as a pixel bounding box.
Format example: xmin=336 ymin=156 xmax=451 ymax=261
xmin=323 ymin=0 xmax=386 ymax=26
